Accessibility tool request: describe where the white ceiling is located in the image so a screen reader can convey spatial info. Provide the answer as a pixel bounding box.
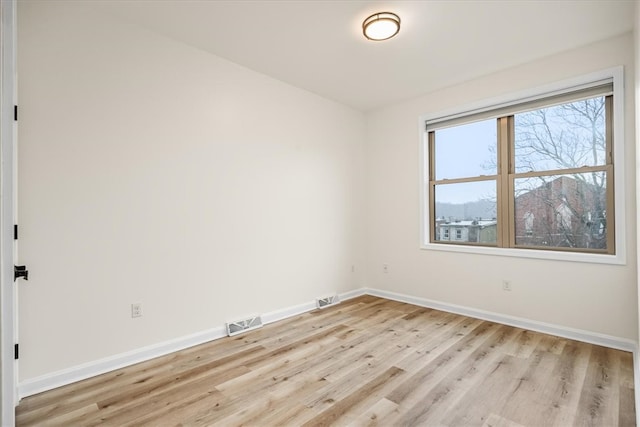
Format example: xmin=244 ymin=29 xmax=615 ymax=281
xmin=99 ymin=0 xmax=635 ymax=112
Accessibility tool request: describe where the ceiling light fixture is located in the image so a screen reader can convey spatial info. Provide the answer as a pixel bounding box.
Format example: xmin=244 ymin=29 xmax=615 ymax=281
xmin=362 ymin=12 xmax=400 ymax=41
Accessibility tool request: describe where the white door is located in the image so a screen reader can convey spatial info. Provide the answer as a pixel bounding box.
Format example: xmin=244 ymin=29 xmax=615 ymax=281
xmin=1 ymin=0 xmax=18 ymax=425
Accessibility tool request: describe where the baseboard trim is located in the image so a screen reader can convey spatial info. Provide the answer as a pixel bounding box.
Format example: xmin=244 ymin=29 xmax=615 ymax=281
xmin=262 ymin=301 xmax=316 ymax=326
xmin=365 ymin=288 xmax=637 ymax=352
xmin=337 ymin=287 xmax=367 ymax=301
xmin=18 ymin=288 xmax=365 ymax=399
xmin=18 ymin=286 xmax=635 ymax=399
xmin=18 ymin=325 xmax=227 ymax=399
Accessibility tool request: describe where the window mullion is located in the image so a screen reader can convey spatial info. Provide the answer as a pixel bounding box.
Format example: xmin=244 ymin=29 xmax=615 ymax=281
xmin=428 ymin=131 xmax=436 ymax=243
xmin=605 ymin=96 xmax=615 ymax=254
xmin=507 ymin=116 xmax=515 ymax=248
xmin=606 ymin=165 xmax=615 ymax=254
xmin=606 ymin=95 xmax=613 ymax=165
xmin=497 ymin=117 xmax=511 ymax=247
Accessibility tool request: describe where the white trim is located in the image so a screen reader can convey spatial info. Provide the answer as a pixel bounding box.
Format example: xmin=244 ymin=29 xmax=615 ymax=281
xmin=419 ymin=66 xmax=627 ymax=265
xmin=18 ymin=326 xmax=228 ymax=399
xmin=365 ymin=288 xmax=637 ymax=352
xmin=262 ymin=301 xmax=316 ymax=325
xmin=1 ymin=0 xmax=17 ymax=424
xmin=262 ymin=288 xmax=367 ymax=325
xmin=17 ymin=288 xmax=365 ymax=398
xmin=336 ymin=287 xmax=366 ymax=301
xmin=419 ymin=242 xmax=625 ymax=265
xmin=17 ymin=286 xmax=634 ymax=399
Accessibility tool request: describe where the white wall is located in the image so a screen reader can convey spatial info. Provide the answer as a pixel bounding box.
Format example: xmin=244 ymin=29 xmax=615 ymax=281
xmin=365 ymin=33 xmax=637 ymax=341
xmin=17 ymin=1 xmax=365 ymax=381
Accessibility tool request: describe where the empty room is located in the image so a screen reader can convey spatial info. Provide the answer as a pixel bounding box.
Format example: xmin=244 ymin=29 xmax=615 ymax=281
xmin=2 ymin=0 xmax=640 ymax=425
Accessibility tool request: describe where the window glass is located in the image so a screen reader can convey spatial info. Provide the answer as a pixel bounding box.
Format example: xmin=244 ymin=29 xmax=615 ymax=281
xmin=514 ymin=96 xmax=607 ymax=173
xmin=433 ymin=181 xmax=497 ymax=244
xmin=434 ymin=119 xmax=497 ymax=180
xmin=513 ymin=172 xmax=607 ymax=250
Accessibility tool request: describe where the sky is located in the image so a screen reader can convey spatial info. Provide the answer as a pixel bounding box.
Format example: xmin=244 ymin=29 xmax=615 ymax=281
xmin=430 ymin=97 xmax=606 ymax=207
xmin=432 ymin=118 xmax=496 ymax=204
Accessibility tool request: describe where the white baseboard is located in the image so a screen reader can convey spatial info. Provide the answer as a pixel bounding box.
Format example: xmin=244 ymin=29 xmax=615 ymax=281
xmin=18 ymin=286 xmax=636 ymax=399
xmin=337 ymin=287 xmax=367 ymax=301
xmin=18 ymin=288 xmax=365 ymax=399
xmin=261 ymin=301 xmax=316 ymax=325
xmin=18 ymin=325 xmax=228 ymax=399
xmin=365 ymin=288 xmax=638 ymax=352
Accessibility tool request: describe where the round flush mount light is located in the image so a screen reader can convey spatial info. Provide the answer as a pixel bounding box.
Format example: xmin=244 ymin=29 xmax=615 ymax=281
xmin=362 ymin=12 xmax=400 ymax=41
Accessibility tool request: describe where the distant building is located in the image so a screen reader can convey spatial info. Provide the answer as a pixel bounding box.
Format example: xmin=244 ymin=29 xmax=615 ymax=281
xmin=514 ymin=176 xmax=606 ymax=249
xmin=436 ymin=219 xmax=497 ymax=244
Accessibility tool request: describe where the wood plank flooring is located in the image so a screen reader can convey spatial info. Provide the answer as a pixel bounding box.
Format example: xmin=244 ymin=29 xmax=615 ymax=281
xmin=16 ymin=296 xmax=635 ymax=426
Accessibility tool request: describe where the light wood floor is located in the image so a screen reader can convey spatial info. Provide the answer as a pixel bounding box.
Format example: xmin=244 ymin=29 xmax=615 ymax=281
xmin=16 ymin=296 xmax=635 ymax=426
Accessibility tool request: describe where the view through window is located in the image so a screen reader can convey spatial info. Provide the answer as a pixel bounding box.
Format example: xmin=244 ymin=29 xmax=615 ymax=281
xmin=426 ymin=85 xmax=614 ymax=254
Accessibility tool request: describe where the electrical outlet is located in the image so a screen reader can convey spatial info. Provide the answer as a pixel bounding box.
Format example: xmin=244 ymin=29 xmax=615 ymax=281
xmin=131 ymin=303 xmax=143 ymax=318
xmin=383 ymin=264 xmax=388 ymax=273
xmin=502 ymin=280 xmax=512 ymax=291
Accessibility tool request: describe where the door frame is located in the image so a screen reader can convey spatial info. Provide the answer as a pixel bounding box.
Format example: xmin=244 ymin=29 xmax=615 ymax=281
xmin=1 ymin=0 xmax=17 ymax=424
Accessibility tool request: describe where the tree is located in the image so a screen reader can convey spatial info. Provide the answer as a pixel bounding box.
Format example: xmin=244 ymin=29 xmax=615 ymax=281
xmin=511 ymin=97 xmax=608 ymax=249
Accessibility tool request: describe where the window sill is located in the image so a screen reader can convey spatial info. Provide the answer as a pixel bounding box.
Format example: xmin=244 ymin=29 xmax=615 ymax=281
xmin=420 ymin=242 xmax=625 ymax=265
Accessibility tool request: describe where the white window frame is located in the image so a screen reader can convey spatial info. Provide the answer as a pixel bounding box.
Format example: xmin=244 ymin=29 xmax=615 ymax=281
xmin=419 ymin=67 xmax=626 ymax=265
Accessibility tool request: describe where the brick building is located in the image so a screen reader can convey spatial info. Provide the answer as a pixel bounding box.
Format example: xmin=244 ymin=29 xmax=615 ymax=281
xmin=514 ymin=176 xmax=607 ymax=249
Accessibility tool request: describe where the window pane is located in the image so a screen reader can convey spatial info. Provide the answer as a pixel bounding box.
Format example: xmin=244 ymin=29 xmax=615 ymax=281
xmin=514 ymin=96 xmax=606 ymax=173
xmin=514 ymin=172 xmax=607 ymax=250
xmin=434 ymin=180 xmax=497 ymax=244
xmin=434 ymin=119 xmax=497 ymax=180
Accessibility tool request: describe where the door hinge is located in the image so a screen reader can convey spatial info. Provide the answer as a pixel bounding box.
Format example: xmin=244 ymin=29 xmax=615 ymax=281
xmin=14 ymin=344 xmax=18 ymax=360
xmin=14 ymin=224 xmax=18 ymax=240
xmin=14 ymin=105 xmax=17 ymax=121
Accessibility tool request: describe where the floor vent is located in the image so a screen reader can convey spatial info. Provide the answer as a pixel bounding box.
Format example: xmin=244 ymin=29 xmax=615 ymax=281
xmin=226 ymin=316 xmax=263 ymax=336
xmin=316 ymin=295 xmax=340 ymax=309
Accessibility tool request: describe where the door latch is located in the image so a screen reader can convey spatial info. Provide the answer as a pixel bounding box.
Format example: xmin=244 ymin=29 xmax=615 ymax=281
xmin=14 ymin=265 xmax=28 ymax=281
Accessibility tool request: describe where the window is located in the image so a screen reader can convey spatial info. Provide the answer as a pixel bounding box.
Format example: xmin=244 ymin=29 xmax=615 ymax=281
xmin=442 ymin=228 xmax=449 ymax=240
xmin=423 ymin=75 xmax=619 ymax=258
